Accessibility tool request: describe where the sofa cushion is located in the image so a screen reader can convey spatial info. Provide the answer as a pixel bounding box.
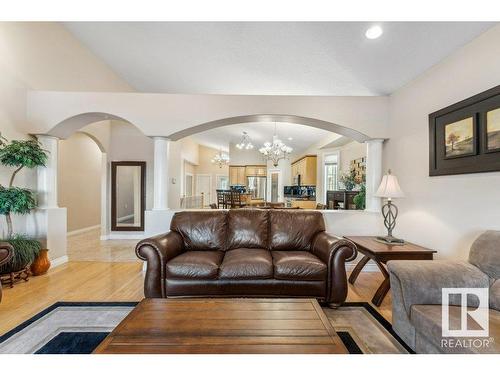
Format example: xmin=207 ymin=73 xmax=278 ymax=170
xmin=269 ymin=210 xmax=325 ymax=251
xmin=219 ymin=248 xmax=273 ymax=280
xmin=490 ymin=279 xmax=500 ymax=311
xmin=170 ymin=211 xmax=227 ymax=251
xmin=469 ymin=230 xmax=500 ymax=279
xmin=226 ymin=210 xmax=269 ymax=250
xmin=272 ymin=251 xmax=327 ymax=281
xmin=410 ymin=304 xmax=500 ymax=354
xmin=166 ymin=251 xmax=224 ymax=279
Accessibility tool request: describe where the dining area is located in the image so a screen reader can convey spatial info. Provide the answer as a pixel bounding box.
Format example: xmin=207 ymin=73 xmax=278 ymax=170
xmin=214 ymin=189 xmax=305 ymax=209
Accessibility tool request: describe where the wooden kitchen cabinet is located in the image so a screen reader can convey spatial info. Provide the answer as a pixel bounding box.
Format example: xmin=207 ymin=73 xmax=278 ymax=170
xmin=291 ymin=155 xmax=317 ymax=185
xmin=245 ymin=165 xmax=267 ymax=176
xmin=229 ymin=166 xmax=246 ymax=185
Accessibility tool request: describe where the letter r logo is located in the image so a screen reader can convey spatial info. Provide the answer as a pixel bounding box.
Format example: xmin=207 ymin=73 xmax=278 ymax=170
xmin=441 ymin=288 xmax=489 ymax=337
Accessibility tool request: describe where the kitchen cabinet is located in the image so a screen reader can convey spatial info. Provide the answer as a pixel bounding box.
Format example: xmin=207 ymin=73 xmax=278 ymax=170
xmin=229 ymin=166 xmax=246 ymax=185
xmin=291 ymin=155 xmax=317 ymax=185
xmin=245 ymin=165 xmax=267 ymax=177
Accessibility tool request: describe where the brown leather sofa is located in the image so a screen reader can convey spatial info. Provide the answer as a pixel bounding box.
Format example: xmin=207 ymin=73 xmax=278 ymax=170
xmin=136 ymin=209 xmax=357 ymax=305
xmin=0 ymin=242 xmax=14 ymax=303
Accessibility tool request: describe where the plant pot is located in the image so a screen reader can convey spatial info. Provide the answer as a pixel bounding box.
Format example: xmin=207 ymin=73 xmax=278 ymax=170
xmin=30 ymin=249 xmax=51 ymax=276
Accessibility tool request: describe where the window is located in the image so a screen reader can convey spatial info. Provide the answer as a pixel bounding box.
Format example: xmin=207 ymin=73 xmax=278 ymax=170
xmin=323 ymin=153 xmax=339 ymax=193
xmin=184 ymin=174 xmax=193 ymax=197
xmin=216 ymin=175 xmax=229 ymax=190
xmin=325 ymin=163 xmax=338 ymax=191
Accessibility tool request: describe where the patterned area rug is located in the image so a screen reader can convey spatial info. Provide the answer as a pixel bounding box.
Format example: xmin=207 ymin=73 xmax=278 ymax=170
xmin=0 ymin=302 xmax=411 ymax=354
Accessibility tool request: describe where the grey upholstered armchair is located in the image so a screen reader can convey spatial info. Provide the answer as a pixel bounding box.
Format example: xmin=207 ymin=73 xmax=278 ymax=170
xmin=0 ymin=242 xmax=14 ymax=303
xmin=388 ymin=231 xmax=500 ymax=354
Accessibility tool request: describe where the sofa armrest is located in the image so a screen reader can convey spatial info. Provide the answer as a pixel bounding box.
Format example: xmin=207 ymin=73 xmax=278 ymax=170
xmin=0 ymin=242 xmax=14 ymax=267
xmin=135 ymin=231 xmax=184 ymax=298
xmin=388 ymin=260 xmax=491 ymax=316
xmin=311 ymin=232 xmax=357 ymax=305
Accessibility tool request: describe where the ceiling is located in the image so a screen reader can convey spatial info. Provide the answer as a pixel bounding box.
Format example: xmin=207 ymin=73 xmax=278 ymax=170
xmin=189 ymin=122 xmax=341 ymax=155
xmin=64 ymin=22 xmax=495 ymax=96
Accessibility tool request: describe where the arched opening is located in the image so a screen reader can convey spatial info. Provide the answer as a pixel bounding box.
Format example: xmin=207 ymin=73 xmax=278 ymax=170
xmin=167 ymin=114 xmax=372 ymax=143
xmin=47 ymin=112 xmax=134 ymax=140
xmin=59 ymin=130 xmax=105 ymax=261
xmin=44 ymin=114 xmax=153 ymax=262
xmin=173 ymin=117 xmax=376 ymax=210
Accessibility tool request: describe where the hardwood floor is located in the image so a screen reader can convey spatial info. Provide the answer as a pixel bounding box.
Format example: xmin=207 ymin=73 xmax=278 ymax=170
xmin=0 ymin=229 xmax=393 ymax=335
xmin=0 ymin=262 xmax=392 ymax=335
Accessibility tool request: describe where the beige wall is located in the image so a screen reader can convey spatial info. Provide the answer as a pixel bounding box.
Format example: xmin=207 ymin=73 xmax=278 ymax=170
xmin=338 ymin=141 xmax=366 ymax=174
xmin=58 ymin=132 xmax=102 ymax=232
xmin=109 ymin=121 xmax=154 ymax=211
xmin=0 ymin=22 xmax=132 ymax=92
xmin=386 ymin=24 xmax=500 ymax=259
xmin=0 ymin=22 xmax=132 ymax=239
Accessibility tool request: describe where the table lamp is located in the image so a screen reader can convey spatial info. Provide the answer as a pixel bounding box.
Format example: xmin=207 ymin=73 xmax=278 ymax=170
xmin=375 ymin=169 xmax=405 ymax=244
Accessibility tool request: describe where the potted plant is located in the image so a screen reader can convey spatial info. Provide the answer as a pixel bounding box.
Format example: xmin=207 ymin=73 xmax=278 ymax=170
xmin=0 ymin=134 xmax=48 ymax=283
xmin=353 ymin=183 xmax=366 ymax=210
xmin=339 ymin=168 xmax=358 ymax=191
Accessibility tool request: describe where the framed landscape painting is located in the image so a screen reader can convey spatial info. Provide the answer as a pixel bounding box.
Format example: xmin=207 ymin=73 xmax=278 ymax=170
xmin=429 ymin=84 xmax=500 ymax=176
xmin=444 ymin=117 xmax=476 ymax=159
xmin=486 ymin=107 xmax=500 ymax=152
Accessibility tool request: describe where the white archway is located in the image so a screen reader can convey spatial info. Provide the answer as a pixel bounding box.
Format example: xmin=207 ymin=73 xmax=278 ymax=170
xmin=167 ymin=114 xmax=372 ymax=143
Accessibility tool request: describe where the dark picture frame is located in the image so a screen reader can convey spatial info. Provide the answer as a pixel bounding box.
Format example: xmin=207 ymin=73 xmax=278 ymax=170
xmin=443 ymin=115 xmax=477 ymax=160
xmin=484 ymin=107 xmax=500 ymax=153
xmin=429 ymin=85 xmax=500 ymax=176
xmin=111 ymin=161 xmax=146 ymax=231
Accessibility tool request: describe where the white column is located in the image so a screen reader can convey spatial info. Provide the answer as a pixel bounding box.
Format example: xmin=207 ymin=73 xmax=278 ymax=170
xmin=37 ymin=135 xmax=59 ymax=208
xmin=365 ymin=139 xmax=384 ymax=212
xmin=30 ymin=134 xmax=67 ymax=266
xmin=153 ymin=137 xmax=170 ymax=210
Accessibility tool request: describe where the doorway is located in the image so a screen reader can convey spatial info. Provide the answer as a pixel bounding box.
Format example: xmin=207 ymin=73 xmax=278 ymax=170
xmin=196 ymin=174 xmax=212 ymax=207
xmin=185 ymin=173 xmax=194 ymax=197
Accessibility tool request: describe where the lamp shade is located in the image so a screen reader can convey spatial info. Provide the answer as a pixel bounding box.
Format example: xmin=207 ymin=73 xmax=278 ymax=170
xmin=375 ymin=171 xmax=405 ymax=199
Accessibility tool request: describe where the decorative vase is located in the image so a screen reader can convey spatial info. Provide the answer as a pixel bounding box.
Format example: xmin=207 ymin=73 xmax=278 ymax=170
xmin=30 ymin=249 xmax=51 ymax=276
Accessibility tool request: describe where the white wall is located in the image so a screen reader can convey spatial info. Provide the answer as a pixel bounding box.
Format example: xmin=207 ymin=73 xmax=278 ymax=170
xmin=27 ymin=92 xmax=390 ymax=141
xmin=386 ymin=24 xmax=500 ymax=259
xmin=229 ymin=143 xmax=266 ymax=165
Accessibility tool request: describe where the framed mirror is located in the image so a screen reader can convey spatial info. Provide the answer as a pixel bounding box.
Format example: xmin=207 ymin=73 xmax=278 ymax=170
xmin=111 ymin=161 xmax=146 ymax=231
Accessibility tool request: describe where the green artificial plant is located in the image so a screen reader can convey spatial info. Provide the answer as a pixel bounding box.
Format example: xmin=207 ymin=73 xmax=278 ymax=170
xmin=0 ymin=133 xmax=48 ymax=239
xmin=353 ymin=183 xmax=366 ymax=210
xmin=0 ymin=234 xmax=42 ymax=273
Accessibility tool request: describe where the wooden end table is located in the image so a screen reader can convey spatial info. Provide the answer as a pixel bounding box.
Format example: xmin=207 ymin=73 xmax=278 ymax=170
xmin=345 ymin=236 xmax=436 ymax=307
xmin=94 ymin=298 xmax=347 ymax=354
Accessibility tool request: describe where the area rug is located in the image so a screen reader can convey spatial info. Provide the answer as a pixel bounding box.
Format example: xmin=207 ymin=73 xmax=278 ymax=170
xmin=0 ymin=301 xmax=411 ymax=354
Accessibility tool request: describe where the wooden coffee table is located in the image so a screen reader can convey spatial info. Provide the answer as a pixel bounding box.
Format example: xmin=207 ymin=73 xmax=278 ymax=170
xmin=94 ymin=298 xmax=347 ymax=354
xmin=345 ymin=236 xmax=436 ymax=307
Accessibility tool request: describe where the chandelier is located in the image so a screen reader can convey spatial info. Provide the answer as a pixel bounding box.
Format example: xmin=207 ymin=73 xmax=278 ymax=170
xmin=211 ymin=150 xmax=230 ymax=168
xmin=235 ymin=131 xmax=254 ymax=150
xmin=259 ymin=124 xmax=293 ymax=167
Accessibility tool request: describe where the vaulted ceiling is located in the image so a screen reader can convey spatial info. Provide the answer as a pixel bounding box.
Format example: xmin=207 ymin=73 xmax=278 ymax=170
xmin=189 ymin=122 xmax=339 ymax=154
xmin=64 ymin=22 xmax=494 ymax=96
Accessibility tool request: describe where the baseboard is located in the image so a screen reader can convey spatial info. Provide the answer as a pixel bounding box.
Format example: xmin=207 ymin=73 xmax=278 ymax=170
xmin=67 ymin=225 xmax=100 ymax=237
xmin=50 ymin=255 xmax=68 ymax=268
xmin=346 ymin=262 xmax=379 ymax=272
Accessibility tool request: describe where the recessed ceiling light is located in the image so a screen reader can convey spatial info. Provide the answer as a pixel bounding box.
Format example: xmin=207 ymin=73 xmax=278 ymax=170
xmin=288 ymin=137 xmax=293 ymax=141
xmin=365 ymin=25 xmax=383 ymax=40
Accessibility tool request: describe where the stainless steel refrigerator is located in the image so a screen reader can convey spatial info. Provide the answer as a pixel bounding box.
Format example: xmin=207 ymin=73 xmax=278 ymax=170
xmin=247 ymin=176 xmax=267 ymax=201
